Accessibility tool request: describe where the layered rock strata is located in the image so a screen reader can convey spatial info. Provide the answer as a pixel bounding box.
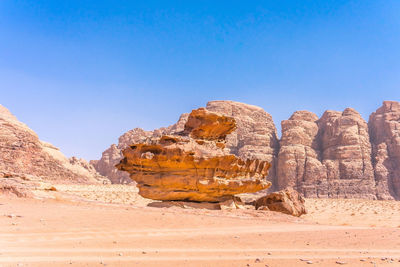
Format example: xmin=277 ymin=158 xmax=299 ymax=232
xmin=116 ymin=108 xmax=271 ymax=202
xmin=92 ymin=114 xmax=189 ymax=184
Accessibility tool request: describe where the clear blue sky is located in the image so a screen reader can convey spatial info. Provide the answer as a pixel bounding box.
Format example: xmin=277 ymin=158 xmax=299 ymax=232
xmin=1 ymin=1 xmax=399 ymax=160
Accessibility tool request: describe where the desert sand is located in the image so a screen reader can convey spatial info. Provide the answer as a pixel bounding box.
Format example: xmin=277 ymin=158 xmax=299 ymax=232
xmin=1 ymin=185 xmax=400 ymax=267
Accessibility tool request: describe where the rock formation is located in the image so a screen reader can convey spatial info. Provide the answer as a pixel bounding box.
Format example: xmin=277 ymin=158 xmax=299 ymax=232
xmin=277 ymin=108 xmax=377 ymax=199
xmin=369 ymin=101 xmax=400 ymax=200
xmin=92 ymin=114 xmax=189 ymax=184
xmin=255 ymin=187 xmax=307 ymax=217
xmin=116 ymin=108 xmax=271 ymax=202
xmin=94 ymin=100 xmax=279 ymax=186
xmin=318 ymin=108 xmax=376 ymax=199
xmin=205 ymin=101 xmax=279 ymax=188
xmin=277 ymin=111 xmax=326 ymax=197
xmin=95 ymin=100 xmax=400 ymax=200
xmin=0 ymin=105 xmax=106 ymax=184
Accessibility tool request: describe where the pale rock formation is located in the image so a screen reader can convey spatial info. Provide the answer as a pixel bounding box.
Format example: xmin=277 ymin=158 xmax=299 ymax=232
xmin=117 ymin=108 xmax=271 ymax=202
xmin=369 ymin=101 xmax=400 ymax=200
xmin=277 ymin=111 xmax=326 ymax=197
xmin=318 ymin=108 xmax=376 ymax=199
xmin=0 ymin=105 xmax=106 ymax=184
xmin=277 ymin=108 xmax=378 ymax=199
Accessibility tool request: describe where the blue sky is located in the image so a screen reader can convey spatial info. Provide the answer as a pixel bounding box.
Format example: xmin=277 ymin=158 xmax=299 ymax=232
xmin=1 ymin=1 xmax=399 ymax=160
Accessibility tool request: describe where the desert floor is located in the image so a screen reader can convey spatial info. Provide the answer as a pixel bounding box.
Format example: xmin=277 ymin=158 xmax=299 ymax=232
xmin=1 ymin=185 xmax=400 ymax=267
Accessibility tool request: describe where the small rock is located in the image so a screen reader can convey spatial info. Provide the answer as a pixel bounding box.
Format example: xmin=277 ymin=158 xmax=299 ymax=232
xmin=360 ymin=259 xmax=366 ymax=262
xmin=142 ymin=251 xmax=146 ymax=254
xmin=306 ymin=260 xmax=313 ymax=264
xmin=381 ymin=257 xmax=387 ymax=261
xmin=118 ymin=253 xmax=123 ymax=256
xmin=336 ymin=261 xmax=347 ymax=265
xmin=300 ymin=259 xmax=310 ymax=262
xmin=255 ymin=258 xmax=261 ymax=263
xmin=267 ymin=252 xmax=272 ymax=255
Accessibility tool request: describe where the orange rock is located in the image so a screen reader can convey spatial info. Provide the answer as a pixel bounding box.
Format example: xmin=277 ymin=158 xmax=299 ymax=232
xmin=117 ymin=109 xmax=271 ymax=202
xmin=184 ymin=108 xmax=237 ymax=141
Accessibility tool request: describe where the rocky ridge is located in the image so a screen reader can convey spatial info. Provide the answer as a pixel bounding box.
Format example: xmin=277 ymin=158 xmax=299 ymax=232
xmin=0 ymin=105 xmax=107 ymax=186
xmin=95 ymin=100 xmax=400 ymax=200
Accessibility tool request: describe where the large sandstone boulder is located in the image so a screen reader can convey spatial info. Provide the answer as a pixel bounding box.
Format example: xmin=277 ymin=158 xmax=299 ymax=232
xmin=94 ymin=101 xmax=279 ymax=187
xmin=369 ymin=101 xmax=400 ymax=200
xmin=0 ymin=105 xmax=106 ymax=184
xmin=117 ymin=108 xmax=271 ymax=202
xmin=255 ymin=188 xmax=307 ymax=217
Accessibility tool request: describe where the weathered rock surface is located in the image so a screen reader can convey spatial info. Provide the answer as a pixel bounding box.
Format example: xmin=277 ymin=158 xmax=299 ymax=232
xmin=117 ymin=108 xmax=271 ymax=202
xmin=255 ymin=187 xmax=307 ymax=217
xmin=205 ymin=101 xmax=279 ymax=188
xmin=0 ymin=105 xmax=106 ymax=185
xmin=277 ymin=108 xmax=377 ymax=199
xmin=94 ymin=100 xmax=279 ymax=186
xmin=317 ymin=108 xmax=376 ymax=199
xmin=95 ymin=100 xmax=400 ymax=200
xmin=369 ymin=101 xmax=400 ymax=200
xmin=92 ymin=114 xmax=189 ymax=184
xmin=277 ymin=111 xmax=326 ymax=197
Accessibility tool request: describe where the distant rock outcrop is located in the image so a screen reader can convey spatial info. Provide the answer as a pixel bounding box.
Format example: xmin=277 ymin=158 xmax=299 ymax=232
xmin=369 ymin=101 xmax=400 ymax=200
xmin=317 ymin=108 xmax=376 ymax=199
xmin=0 ymin=105 xmax=106 ymax=184
xmin=277 ymin=111 xmax=326 ymax=197
xmin=116 ymin=108 xmax=271 ymax=202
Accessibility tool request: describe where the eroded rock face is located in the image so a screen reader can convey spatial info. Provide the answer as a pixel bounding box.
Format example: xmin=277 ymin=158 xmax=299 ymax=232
xmin=117 ymin=108 xmax=271 ymax=202
xmin=255 ymin=188 xmax=307 ymax=217
xmin=277 ymin=108 xmax=377 ymax=199
xmin=317 ymin=108 xmax=376 ymax=199
xmin=369 ymin=101 xmax=400 ymax=200
xmin=277 ymin=111 xmax=326 ymax=197
xmin=0 ymin=105 xmax=106 ymax=184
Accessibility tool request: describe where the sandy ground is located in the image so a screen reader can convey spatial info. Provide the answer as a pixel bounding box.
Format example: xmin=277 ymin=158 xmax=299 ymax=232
xmin=1 ymin=185 xmax=400 ymax=267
